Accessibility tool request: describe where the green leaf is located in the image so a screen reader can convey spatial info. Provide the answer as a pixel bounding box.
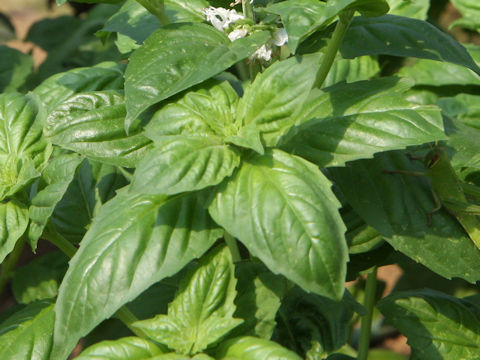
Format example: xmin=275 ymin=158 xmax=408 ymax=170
xmin=340 ymin=15 xmax=480 ymax=75
xmin=26 ymin=16 xmax=82 ymax=52
xmin=51 ymin=159 xmax=128 ymax=242
xmin=274 ymin=288 xmax=363 ymax=358
xmin=124 ymin=22 xmax=270 ymax=128
xmin=145 ymin=80 xmax=239 ymax=141
xmin=323 ymin=55 xmax=379 ymax=88
xmin=57 ymin=0 xmax=123 ymax=5
xmin=0 ymin=93 xmax=51 ymax=200
xmin=52 ymin=189 xmax=222 ymax=359
xmin=280 ymin=77 xmax=446 ymax=167
xmin=131 ymin=137 xmax=241 ymax=195
xmin=0 ymin=200 xmax=29 ymax=264
xmin=398 ymin=59 xmax=480 ymax=86
xmin=267 ymin=0 xmax=389 ymax=53
xmin=451 ymin=0 xmax=480 ymax=31
xmin=134 ymin=245 xmax=242 ymax=354
xmin=216 ymin=336 xmax=302 ymax=360
xmin=76 ymin=337 xmax=165 ymax=359
xmin=231 ymin=262 xmax=287 ymax=339
xmin=209 ymin=149 xmax=348 ymax=300
xmin=0 ymin=45 xmax=33 ymax=93
xmin=33 ymin=61 xmax=125 ymax=113
xmin=0 ymin=13 xmax=15 ymax=43
xmin=378 ymin=289 xmax=480 ymax=359
xmin=44 ymin=91 xmax=152 ymax=167
xmin=12 ymin=251 xmax=68 ymax=304
xmin=0 ymin=300 xmax=55 ymax=360
xmin=28 ymin=154 xmax=84 ymax=249
xmin=236 ymin=53 xmax=322 ymax=147
xmin=386 ymin=0 xmax=429 ymax=20
xmin=329 ymin=151 xmax=480 ymax=283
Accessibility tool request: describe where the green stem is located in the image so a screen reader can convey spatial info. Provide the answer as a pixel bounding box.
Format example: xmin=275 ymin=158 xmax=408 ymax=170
xmin=42 ymin=222 xmax=146 ymax=338
xmin=313 ymin=10 xmax=354 ymax=89
xmin=357 ymin=266 xmax=378 ymax=360
xmin=242 ymin=0 xmax=254 ymax=22
xmin=224 ymin=232 xmax=241 ymax=262
xmin=0 ymin=235 xmax=26 ymax=299
xmin=235 ymin=61 xmax=250 ymax=82
xmin=136 ymin=0 xmax=170 ymax=26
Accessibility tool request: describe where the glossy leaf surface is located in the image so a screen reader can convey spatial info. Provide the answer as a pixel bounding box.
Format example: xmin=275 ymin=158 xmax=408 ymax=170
xmin=45 ymin=91 xmax=151 ymax=167
xmin=209 ymin=149 xmax=348 ymax=300
xmin=379 ymin=290 xmax=480 ymax=359
xmin=0 ymin=45 xmax=33 ymax=93
xmin=124 ymin=22 xmax=270 ymax=127
xmin=0 ymin=200 xmax=29 ymax=264
xmin=76 ymin=337 xmax=165 ymax=359
xmin=134 ymin=245 xmax=242 ymax=354
xmin=52 ymin=189 xmax=222 ymax=359
xmin=216 ymin=336 xmax=302 ymax=360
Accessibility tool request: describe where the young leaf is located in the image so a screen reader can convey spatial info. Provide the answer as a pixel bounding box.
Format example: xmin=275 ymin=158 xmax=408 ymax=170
xmin=28 ymin=154 xmax=84 ymax=249
xmin=280 ymin=77 xmax=446 ymax=167
xmin=44 ymin=90 xmax=152 ymax=167
xmin=0 ymin=200 xmax=29 ymax=264
xmin=209 ymin=149 xmax=348 ymax=300
xmin=0 ymin=45 xmax=33 ymax=93
xmin=131 ymin=136 xmax=241 ymax=195
xmin=236 ymin=53 xmax=322 ymax=147
xmin=386 ymin=0 xmax=429 ymax=20
xmin=124 ymin=22 xmax=270 ymax=128
xmin=340 ymin=15 xmax=480 ymax=75
xmin=329 ymin=151 xmax=480 ymax=282
xmin=11 ymin=251 xmax=68 ymax=304
xmin=144 ymin=80 xmax=239 ymax=141
xmin=52 ymin=189 xmax=222 ymax=359
xmin=76 ymin=336 xmax=165 ymax=359
xmin=0 ymin=93 xmax=51 ymax=200
xmin=33 ymin=61 xmax=125 ymax=112
xmin=133 ymin=245 xmax=242 ymax=355
xmin=451 ymin=0 xmax=480 ymax=31
xmin=378 ymin=289 xmax=480 ymax=359
xmin=216 ymin=336 xmax=302 ymax=360
xmin=0 ymin=300 xmax=55 ymax=360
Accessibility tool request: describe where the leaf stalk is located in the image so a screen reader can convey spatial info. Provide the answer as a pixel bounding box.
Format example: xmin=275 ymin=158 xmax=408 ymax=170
xmin=357 ymin=266 xmax=378 ymax=360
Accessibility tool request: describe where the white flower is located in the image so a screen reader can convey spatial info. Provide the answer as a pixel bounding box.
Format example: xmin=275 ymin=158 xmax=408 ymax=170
xmin=272 ymin=28 xmax=288 ymax=46
xmin=202 ymin=6 xmax=245 ymax=32
xmin=250 ymin=44 xmax=272 ymax=62
xmin=228 ymin=27 xmax=249 ymax=41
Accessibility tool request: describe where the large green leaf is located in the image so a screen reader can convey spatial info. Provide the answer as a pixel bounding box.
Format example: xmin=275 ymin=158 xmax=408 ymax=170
xmin=134 ymin=245 xmax=242 ymax=354
xmin=386 ymin=0 xmax=429 ymax=20
xmin=0 ymin=200 xmax=29 ymax=264
xmin=76 ymin=337 xmax=165 ymax=359
xmin=0 ymin=45 xmax=33 ymax=93
xmin=11 ymin=251 xmax=68 ymax=304
xmin=266 ymin=0 xmax=389 ymax=53
xmin=236 ymin=53 xmax=321 ymax=147
xmin=323 ymin=55 xmax=379 ymax=88
xmin=378 ymin=289 xmax=480 ymax=359
xmin=124 ymin=22 xmax=270 ymax=128
xmin=280 ymin=77 xmax=445 ymax=167
xmin=209 ymin=149 xmax=348 ymax=300
xmin=33 ymin=61 xmax=125 ymax=113
xmin=52 ymin=189 xmax=222 ymax=359
xmin=340 ymin=15 xmax=480 ymax=75
xmin=0 ymin=300 xmax=55 ymax=360
xmin=329 ymin=151 xmax=480 ymax=282
xmin=28 ymin=154 xmax=84 ymax=249
xmin=131 ymin=137 xmax=241 ymax=195
xmin=0 ymin=93 xmax=51 ymax=200
xmin=44 ymin=91 xmax=152 ymax=167
xmin=216 ymin=336 xmax=302 ymax=360
xmin=51 ymin=159 xmax=128 ymax=242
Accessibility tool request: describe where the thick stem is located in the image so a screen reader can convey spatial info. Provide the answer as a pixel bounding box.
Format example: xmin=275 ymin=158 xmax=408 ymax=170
xmin=313 ymin=10 xmax=354 ymax=89
xmin=242 ymin=0 xmax=254 ymax=21
xmin=0 ymin=235 xmax=26 ymax=298
xmin=357 ymin=266 xmax=378 ymax=360
xmin=42 ymin=223 xmax=146 ymax=338
xmin=224 ymin=232 xmax=241 ymax=262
